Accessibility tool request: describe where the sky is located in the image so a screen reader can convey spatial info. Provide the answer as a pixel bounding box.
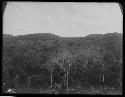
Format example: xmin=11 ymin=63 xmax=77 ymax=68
xmin=3 ymin=2 xmax=123 ymax=37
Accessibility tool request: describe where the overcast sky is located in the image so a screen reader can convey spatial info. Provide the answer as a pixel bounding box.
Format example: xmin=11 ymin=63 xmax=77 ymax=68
xmin=3 ymin=2 xmax=122 ymax=37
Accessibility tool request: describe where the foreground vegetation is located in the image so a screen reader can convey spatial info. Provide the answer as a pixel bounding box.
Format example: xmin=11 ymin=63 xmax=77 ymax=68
xmin=2 ymin=32 xmax=122 ymax=94
xmin=5 ymin=86 xmax=121 ymax=95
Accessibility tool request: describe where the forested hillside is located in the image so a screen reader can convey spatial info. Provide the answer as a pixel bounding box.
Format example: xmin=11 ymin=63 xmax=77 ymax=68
xmin=2 ymin=32 xmax=122 ymax=94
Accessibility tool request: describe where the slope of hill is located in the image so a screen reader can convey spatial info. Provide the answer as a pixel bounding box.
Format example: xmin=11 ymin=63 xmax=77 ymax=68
xmin=3 ymin=34 xmax=14 ymax=38
xmin=2 ymin=32 xmax=122 ymax=93
xmin=14 ymin=33 xmax=61 ymax=41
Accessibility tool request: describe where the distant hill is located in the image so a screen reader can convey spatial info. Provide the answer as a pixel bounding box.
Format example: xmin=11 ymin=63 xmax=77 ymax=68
xmin=3 ymin=34 xmax=14 ymax=38
xmin=3 ymin=32 xmax=122 ymax=58
xmin=3 ymin=32 xmax=122 ymax=51
xmin=13 ymin=33 xmax=61 ymax=41
xmin=3 ymin=32 xmax=122 ymax=42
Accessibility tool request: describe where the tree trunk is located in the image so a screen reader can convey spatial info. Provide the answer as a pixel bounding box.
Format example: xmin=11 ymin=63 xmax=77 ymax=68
xmin=14 ymin=75 xmax=18 ymax=89
xmin=72 ymin=79 xmax=74 ymax=88
xmin=66 ymin=68 xmax=69 ymax=94
xmin=27 ymin=76 xmax=31 ymax=88
xmin=102 ymin=74 xmax=104 ymax=83
xmin=77 ymin=80 xmax=80 ymax=89
xmin=50 ymin=72 xmax=53 ymax=88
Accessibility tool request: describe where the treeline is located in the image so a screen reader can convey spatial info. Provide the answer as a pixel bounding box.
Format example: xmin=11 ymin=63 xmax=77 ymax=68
xmin=2 ymin=32 xmax=122 ymax=92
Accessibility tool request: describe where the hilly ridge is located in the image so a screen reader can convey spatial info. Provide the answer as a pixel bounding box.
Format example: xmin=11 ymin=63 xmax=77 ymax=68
xmin=2 ymin=32 xmax=122 ymax=94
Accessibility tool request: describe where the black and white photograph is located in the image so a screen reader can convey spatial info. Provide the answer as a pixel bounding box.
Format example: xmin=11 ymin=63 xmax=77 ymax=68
xmin=2 ymin=2 xmax=123 ymax=94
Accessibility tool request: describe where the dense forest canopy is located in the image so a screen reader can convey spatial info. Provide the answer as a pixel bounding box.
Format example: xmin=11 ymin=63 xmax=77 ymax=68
xmin=2 ymin=32 xmax=122 ymax=93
